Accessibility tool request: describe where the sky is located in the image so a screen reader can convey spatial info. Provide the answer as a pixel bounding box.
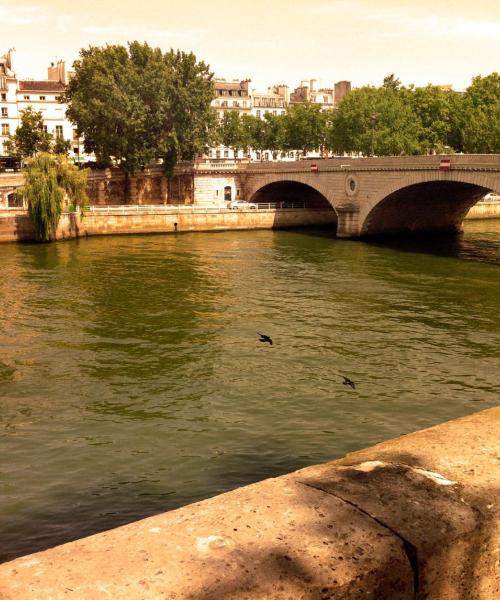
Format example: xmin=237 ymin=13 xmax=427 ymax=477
xmin=1 ymin=0 xmax=499 ymax=91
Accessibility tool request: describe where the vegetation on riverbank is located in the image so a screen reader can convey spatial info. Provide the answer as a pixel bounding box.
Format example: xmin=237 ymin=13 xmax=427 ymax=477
xmin=22 ymin=153 xmax=88 ymax=241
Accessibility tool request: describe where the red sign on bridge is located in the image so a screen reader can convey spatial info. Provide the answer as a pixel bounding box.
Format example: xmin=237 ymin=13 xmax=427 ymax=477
xmin=439 ymin=158 xmax=452 ymax=171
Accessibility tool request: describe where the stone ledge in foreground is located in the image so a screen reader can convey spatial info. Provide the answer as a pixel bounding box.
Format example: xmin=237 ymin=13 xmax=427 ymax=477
xmin=0 ymin=406 xmax=498 ymax=599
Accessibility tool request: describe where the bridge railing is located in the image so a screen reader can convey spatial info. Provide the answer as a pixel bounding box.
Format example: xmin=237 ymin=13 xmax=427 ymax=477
xmin=82 ymin=202 xmax=308 ymax=214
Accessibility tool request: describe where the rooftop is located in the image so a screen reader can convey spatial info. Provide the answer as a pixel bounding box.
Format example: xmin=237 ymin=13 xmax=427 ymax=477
xmin=18 ymin=80 xmax=65 ymax=92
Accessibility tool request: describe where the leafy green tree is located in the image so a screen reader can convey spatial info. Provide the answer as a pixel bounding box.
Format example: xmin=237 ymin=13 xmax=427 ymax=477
xmin=283 ymin=102 xmax=329 ymax=156
xmin=465 ymin=73 xmax=500 ymax=109
xmin=21 ymin=153 xmax=88 ymax=242
xmin=217 ymin=112 xmax=249 ymax=158
xmin=409 ymin=85 xmax=458 ymax=153
xmin=329 ymin=86 xmax=422 ymax=156
xmin=383 ymin=74 xmax=402 ymax=90
xmin=462 ymin=102 xmax=500 ymax=153
xmin=263 ymin=113 xmax=287 ymax=155
xmin=53 ymin=137 xmax=72 ymax=156
xmin=4 ymin=107 xmax=52 ymax=158
xmin=462 ymin=73 xmax=500 ymax=153
xmin=241 ymin=115 xmax=269 ymax=159
xmin=64 ymin=42 xmax=217 ymax=181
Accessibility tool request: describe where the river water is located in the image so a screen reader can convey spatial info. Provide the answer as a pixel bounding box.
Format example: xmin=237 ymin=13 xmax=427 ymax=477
xmin=1 ymin=220 xmax=499 ymax=562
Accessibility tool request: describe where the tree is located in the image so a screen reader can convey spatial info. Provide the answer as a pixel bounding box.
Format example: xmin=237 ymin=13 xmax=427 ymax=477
xmin=283 ymin=102 xmax=329 ymax=156
xmin=21 ymin=153 xmax=88 ymax=242
xmin=409 ymin=85 xmax=459 ymax=153
xmin=241 ymin=115 xmax=269 ymax=159
xmin=329 ymin=86 xmax=422 ymax=156
xmin=383 ymin=74 xmax=402 ymax=90
xmin=64 ymin=42 xmax=217 ymax=183
xmin=217 ymin=112 xmax=249 ymax=158
xmin=462 ymin=73 xmax=500 ymax=153
xmin=263 ymin=113 xmax=287 ymax=156
xmin=53 ymin=137 xmax=72 ymax=156
xmin=4 ymin=107 xmax=52 ymax=158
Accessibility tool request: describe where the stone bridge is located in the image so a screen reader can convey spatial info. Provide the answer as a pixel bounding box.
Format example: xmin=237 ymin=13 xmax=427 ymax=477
xmin=240 ymin=155 xmax=500 ymax=237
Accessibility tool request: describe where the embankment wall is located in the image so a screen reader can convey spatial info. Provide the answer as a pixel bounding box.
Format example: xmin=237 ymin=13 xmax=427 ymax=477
xmin=0 ymin=209 xmax=337 ymax=243
xmin=466 ymin=200 xmax=500 ymax=219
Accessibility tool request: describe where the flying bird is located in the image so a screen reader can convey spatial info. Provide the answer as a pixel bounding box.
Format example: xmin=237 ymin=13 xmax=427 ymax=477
xmin=342 ymin=376 xmax=356 ymax=389
xmin=257 ymin=333 xmax=273 ymax=345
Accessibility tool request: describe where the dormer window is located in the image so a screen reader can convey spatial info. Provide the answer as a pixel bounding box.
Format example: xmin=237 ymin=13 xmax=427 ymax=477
xmin=39 ymin=96 xmax=46 ymax=101
xmin=24 ymin=95 xmax=30 ymax=100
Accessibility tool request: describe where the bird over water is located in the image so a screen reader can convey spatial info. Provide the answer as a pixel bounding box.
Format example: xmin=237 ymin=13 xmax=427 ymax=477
xmin=257 ymin=333 xmax=273 ymax=345
xmin=342 ymin=376 xmax=356 ymax=389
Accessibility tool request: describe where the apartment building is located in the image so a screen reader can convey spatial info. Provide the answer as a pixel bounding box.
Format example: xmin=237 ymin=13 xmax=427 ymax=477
xmin=0 ymin=50 xmax=81 ymax=157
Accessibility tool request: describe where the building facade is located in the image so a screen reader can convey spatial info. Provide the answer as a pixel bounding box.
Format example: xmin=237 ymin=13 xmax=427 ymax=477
xmin=0 ymin=50 xmax=81 ymax=158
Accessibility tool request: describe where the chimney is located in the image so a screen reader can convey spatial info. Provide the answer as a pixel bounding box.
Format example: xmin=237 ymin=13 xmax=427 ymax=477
xmin=48 ymin=60 xmax=66 ymax=84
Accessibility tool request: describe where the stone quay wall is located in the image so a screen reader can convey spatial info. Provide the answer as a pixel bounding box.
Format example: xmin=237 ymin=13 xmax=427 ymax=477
xmin=0 ymin=208 xmax=337 ymax=243
xmin=466 ymin=199 xmax=500 ymax=219
xmin=0 ymin=407 xmax=498 ymax=599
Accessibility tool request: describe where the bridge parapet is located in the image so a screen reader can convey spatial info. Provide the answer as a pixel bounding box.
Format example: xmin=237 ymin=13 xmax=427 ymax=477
xmin=246 ymin=154 xmax=500 ymax=174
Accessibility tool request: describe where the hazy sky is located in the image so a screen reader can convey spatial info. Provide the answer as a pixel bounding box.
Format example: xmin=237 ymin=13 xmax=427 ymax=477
xmin=1 ymin=0 xmax=499 ymax=91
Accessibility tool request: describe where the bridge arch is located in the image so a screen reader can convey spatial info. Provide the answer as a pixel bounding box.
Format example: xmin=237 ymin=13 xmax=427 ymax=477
xmin=249 ymin=180 xmax=334 ymax=209
xmin=360 ymin=171 xmax=500 ymax=237
xmin=245 ymin=173 xmax=335 ymax=212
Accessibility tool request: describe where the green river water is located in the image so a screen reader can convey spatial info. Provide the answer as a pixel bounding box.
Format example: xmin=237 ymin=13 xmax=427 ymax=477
xmin=1 ymin=220 xmax=499 ymax=562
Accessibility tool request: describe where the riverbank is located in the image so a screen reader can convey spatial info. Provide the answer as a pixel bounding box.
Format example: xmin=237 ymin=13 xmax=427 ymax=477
xmin=466 ymin=199 xmax=500 ymax=219
xmin=0 ymin=407 xmax=497 ymax=598
xmin=0 ymin=207 xmax=337 ymax=243
xmin=0 ymin=202 xmax=499 ymax=243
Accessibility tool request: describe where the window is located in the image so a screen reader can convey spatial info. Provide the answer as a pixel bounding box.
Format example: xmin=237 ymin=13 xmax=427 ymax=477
xmin=1 ymin=107 xmax=7 ymax=117
xmin=7 ymin=193 xmax=23 ymax=208
xmin=242 ymin=100 xmax=247 ymax=108
xmin=1 ymin=123 xmax=10 ymax=135
xmin=256 ymin=110 xmax=261 ymax=118
xmin=223 ymin=150 xmax=229 ymax=158
xmin=55 ymin=125 xmax=63 ymax=138
xmin=43 ymin=125 xmax=48 ymax=133
xmin=55 ymin=96 xmax=61 ymax=101
xmin=73 ymin=147 xmax=79 ymax=154
xmin=23 ymin=95 xmax=30 ymax=100
xmin=0 ymin=76 xmax=6 ymax=90
xmin=39 ymin=96 xmax=46 ymax=101
xmin=1 ymin=93 xmax=6 ymax=101
xmin=273 ymin=110 xmax=277 ymax=116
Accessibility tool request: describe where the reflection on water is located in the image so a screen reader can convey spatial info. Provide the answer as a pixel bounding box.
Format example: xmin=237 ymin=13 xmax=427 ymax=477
xmin=1 ymin=220 xmax=499 ymax=562
xmin=366 ymin=220 xmax=500 ymax=266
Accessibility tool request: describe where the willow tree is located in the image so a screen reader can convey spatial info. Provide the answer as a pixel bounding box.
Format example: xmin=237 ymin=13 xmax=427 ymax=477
xmin=22 ymin=153 xmax=88 ymax=242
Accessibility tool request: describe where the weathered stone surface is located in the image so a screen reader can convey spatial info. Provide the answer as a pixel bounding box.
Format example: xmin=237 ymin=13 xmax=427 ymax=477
xmin=296 ymin=407 xmax=500 ymax=599
xmin=0 ymin=477 xmax=412 ymax=599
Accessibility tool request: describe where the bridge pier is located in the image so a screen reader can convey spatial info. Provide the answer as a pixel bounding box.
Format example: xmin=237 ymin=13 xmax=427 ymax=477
xmin=335 ymin=203 xmax=361 ymax=238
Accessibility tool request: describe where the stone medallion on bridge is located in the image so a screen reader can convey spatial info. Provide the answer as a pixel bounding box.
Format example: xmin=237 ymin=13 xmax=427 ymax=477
xmin=345 ymin=174 xmax=359 ymax=197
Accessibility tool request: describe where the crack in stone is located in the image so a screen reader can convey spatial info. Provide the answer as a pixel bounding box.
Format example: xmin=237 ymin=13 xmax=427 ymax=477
xmin=299 ymin=480 xmax=419 ymax=599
